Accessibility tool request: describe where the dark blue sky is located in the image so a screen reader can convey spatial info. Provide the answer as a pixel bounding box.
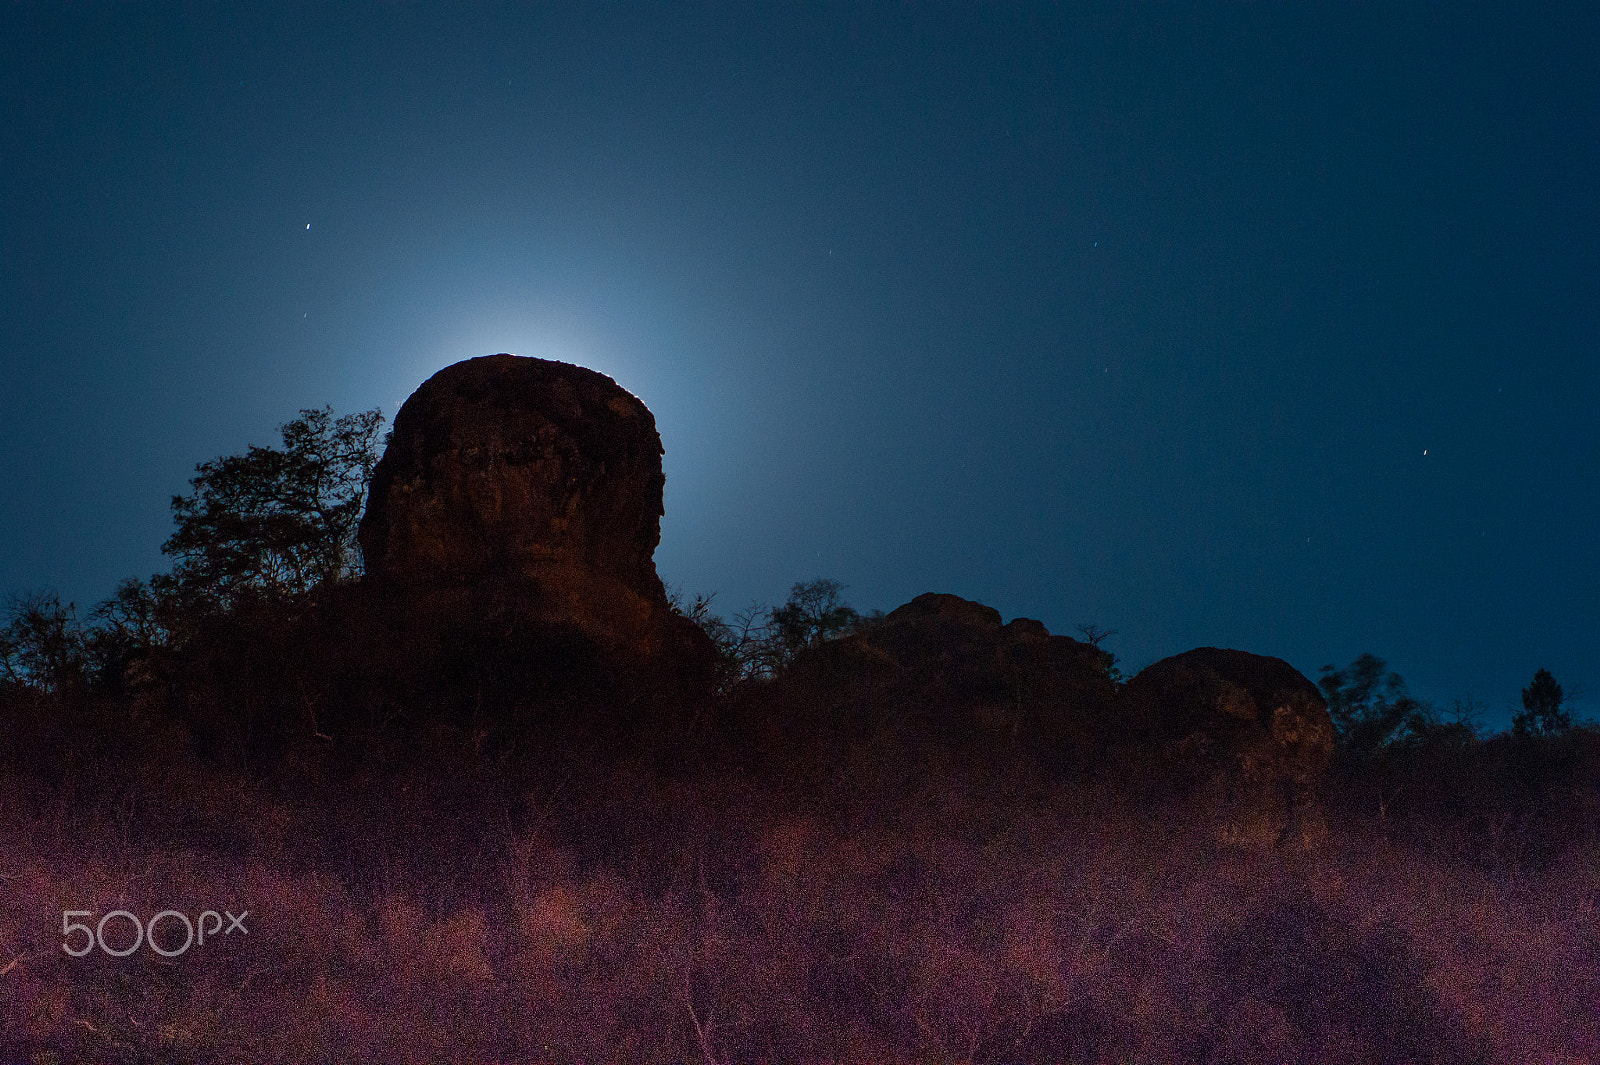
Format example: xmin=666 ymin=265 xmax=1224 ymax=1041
xmin=3 ymin=5 xmax=1596 ymax=728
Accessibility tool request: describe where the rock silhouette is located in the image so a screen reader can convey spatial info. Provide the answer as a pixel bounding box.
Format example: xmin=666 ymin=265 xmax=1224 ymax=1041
xmin=757 ymin=592 xmax=1119 ymax=769
xmin=358 ymin=353 xmax=712 ymax=676
xmin=353 ymin=355 xmax=1333 ymax=818
xmin=1119 ymin=647 xmax=1336 ymax=843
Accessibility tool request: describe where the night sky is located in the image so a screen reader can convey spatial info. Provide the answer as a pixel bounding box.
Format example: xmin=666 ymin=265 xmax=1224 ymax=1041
xmin=3 ymin=6 xmax=1596 ymax=729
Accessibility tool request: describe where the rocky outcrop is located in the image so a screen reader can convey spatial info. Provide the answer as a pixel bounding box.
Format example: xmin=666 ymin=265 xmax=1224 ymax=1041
xmin=358 ymin=354 xmax=711 ymax=674
xmin=1118 ymin=647 xmax=1335 ymax=845
xmin=761 ymin=592 xmax=1119 ymax=768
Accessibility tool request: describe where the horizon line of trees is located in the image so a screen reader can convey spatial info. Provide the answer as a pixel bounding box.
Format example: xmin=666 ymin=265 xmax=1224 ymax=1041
xmin=2 ymin=406 xmax=384 ymax=694
xmin=1317 ymin=653 xmax=1585 ymax=753
xmin=0 ymin=402 xmax=1588 ymax=751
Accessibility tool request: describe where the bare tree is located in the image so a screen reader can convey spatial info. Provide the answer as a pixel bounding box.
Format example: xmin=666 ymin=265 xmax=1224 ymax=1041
xmin=1074 ymin=623 xmax=1117 ymax=648
xmin=668 ymin=586 xmax=783 ymax=689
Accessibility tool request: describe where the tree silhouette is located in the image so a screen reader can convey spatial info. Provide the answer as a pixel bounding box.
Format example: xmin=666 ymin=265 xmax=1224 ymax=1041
xmin=1074 ymin=623 xmax=1116 ymax=648
xmin=692 ymin=596 xmax=785 ymax=686
xmin=161 ymin=406 xmax=384 ymax=611
xmin=0 ymin=591 xmax=86 ymax=694
xmin=1513 ymin=668 xmax=1571 ymax=737
xmin=1075 ymin=623 xmax=1125 ymax=684
xmin=672 ymin=578 xmax=869 ymax=686
xmin=82 ymin=576 xmax=171 ymax=691
xmin=1317 ymin=653 xmax=1427 ymax=755
xmin=769 ymin=578 xmax=862 ymax=661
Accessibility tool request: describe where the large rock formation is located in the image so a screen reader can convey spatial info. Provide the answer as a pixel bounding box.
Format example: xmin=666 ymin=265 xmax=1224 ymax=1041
xmin=1118 ymin=647 xmax=1335 ymax=845
xmin=358 ymin=353 xmax=710 ymax=673
xmin=753 ymin=592 xmax=1119 ymax=770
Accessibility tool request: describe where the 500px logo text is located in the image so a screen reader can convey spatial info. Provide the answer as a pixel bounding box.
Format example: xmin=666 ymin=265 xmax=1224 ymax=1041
xmin=62 ymin=909 xmax=250 ymax=958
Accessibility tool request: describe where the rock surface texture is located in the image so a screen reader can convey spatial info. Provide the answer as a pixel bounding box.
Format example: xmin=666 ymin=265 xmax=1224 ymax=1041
xmin=358 ymin=354 xmax=709 ymax=669
xmin=766 ymin=592 xmax=1119 ymax=768
xmin=1118 ymin=647 xmax=1336 ymax=845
